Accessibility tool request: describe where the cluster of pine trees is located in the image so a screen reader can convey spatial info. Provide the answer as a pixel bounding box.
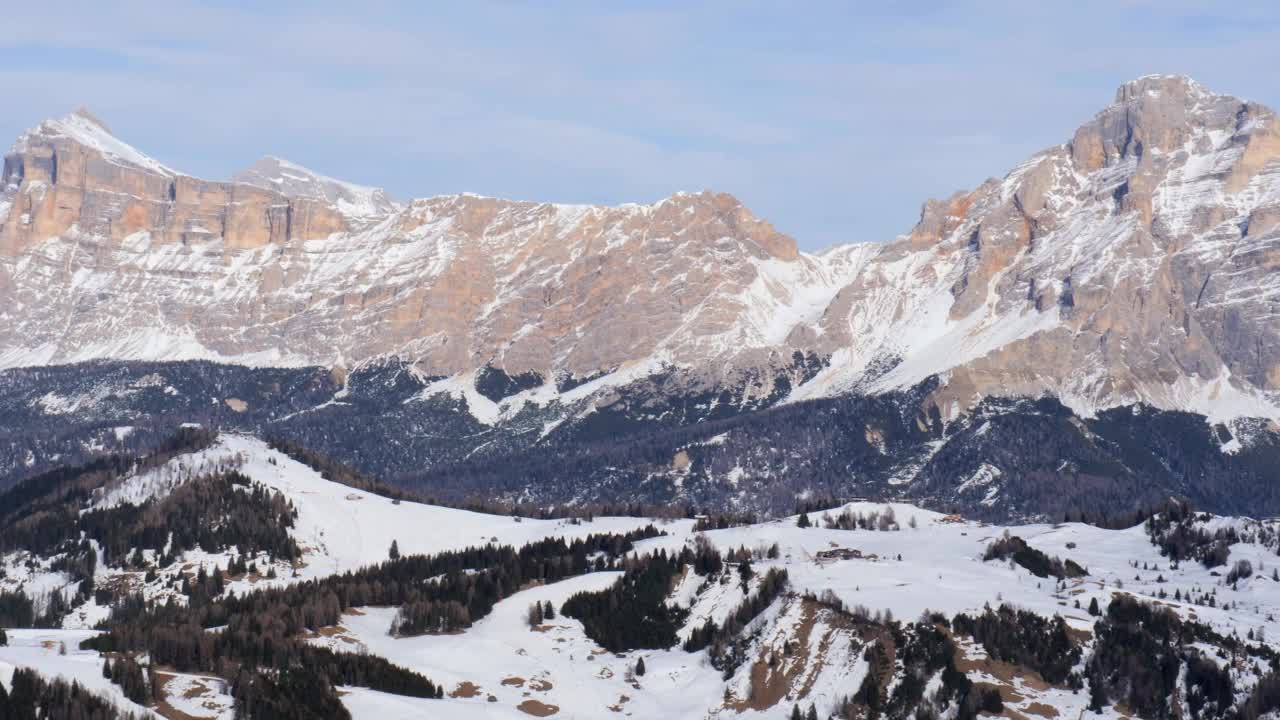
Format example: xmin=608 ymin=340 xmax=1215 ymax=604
xmin=389 ymin=597 xmax=471 ymax=636
xmin=820 ymin=505 xmax=901 ymax=531
xmin=951 ymin=604 xmax=1082 ymax=686
xmin=983 ymin=532 xmax=1087 ymax=579
xmin=1086 ymin=594 xmax=1280 ymax=718
xmin=103 ymin=654 xmax=153 ymax=706
xmin=0 ymin=588 xmax=35 ymax=628
xmin=1145 ymin=503 xmax=1240 ymax=568
xmin=561 ymin=550 xmax=689 ymax=652
xmin=0 ymin=668 xmax=147 ymax=720
xmin=79 ymin=470 xmax=301 ymax=569
xmin=525 ymin=600 xmax=556 ymax=627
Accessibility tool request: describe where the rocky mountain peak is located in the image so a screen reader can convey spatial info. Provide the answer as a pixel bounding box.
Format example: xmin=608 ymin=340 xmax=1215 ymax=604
xmin=8 ymin=107 xmax=177 ymax=177
xmin=233 ymin=155 xmax=399 ymax=220
xmin=66 ymin=106 xmax=113 ymax=134
xmin=1112 ymin=73 xmax=1212 ymax=105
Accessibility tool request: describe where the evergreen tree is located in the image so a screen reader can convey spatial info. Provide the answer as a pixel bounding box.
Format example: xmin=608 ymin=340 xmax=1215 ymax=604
xmin=635 ymin=657 xmax=646 ymax=676
xmin=103 ymin=657 xmax=113 ymax=679
xmin=806 ymin=704 xmax=818 ymax=720
xmin=797 ymin=513 xmax=811 ymax=529
xmin=389 ymin=539 xmax=401 ymax=561
xmin=0 ymin=627 xmax=7 ymax=646
xmin=791 ymin=704 xmax=803 ymax=720
xmin=1088 ymin=674 xmax=1107 ymax=713
xmin=543 ymin=600 xmax=555 ymax=620
xmin=738 ymin=559 xmax=754 ymax=592
xmin=1088 ymin=597 xmax=1100 ymax=616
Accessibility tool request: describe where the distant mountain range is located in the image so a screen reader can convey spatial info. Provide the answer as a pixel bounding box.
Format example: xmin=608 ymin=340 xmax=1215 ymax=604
xmin=2 ymin=75 xmax=1278 ymax=519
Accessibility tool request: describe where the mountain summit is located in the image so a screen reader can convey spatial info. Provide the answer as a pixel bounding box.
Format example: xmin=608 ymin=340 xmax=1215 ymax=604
xmin=1 ymin=77 xmax=1278 ymax=425
xmin=233 ymin=155 xmax=400 ymax=220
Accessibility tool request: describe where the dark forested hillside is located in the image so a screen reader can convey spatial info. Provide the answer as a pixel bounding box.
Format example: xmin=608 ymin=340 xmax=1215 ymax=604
xmin=3 ymin=360 xmax=1278 ymax=522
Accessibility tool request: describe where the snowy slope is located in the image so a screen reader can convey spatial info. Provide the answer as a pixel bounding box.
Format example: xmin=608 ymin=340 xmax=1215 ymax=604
xmin=7 ymin=439 xmax=1280 ymax=719
xmin=0 ymin=629 xmax=161 ymax=717
xmin=294 ymin=501 xmax=1280 ymax=719
xmin=0 ymin=433 xmax=679 ymax=631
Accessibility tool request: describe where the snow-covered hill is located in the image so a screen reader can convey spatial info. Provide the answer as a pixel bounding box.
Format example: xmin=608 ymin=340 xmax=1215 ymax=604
xmin=5 ymin=433 xmax=1280 ymax=719
xmin=0 ymin=433 xmax=670 ymax=629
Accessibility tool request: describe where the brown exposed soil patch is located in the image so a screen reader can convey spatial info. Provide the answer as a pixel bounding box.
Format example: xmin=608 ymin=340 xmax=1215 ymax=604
xmin=529 ymin=678 xmax=553 ymax=692
xmin=152 ymin=672 xmax=224 ymax=720
xmin=1065 ymin=625 xmax=1093 ymax=644
xmin=1023 ymin=701 xmax=1060 ymax=718
xmin=954 ymin=645 xmax=1050 ymax=693
xmin=517 ymin=699 xmax=559 ymax=716
xmin=607 ymin=694 xmax=632 ymax=712
xmin=450 ymin=681 xmax=482 ymax=698
xmin=311 ymin=625 xmax=362 ymax=647
xmin=502 ymin=676 xmax=527 ymax=687
xmin=949 ymin=634 xmax=1088 ymax=716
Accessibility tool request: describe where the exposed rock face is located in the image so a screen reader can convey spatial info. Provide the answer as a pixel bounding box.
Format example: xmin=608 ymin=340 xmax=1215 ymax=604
xmin=794 ymin=75 xmax=1280 ymax=421
xmin=0 ymin=109 xmax=348 ymax=258
xmin=0 ymin=114 xmax=849 ymax=381
xmin=1 ymin=76 xmax=1278 ymax=423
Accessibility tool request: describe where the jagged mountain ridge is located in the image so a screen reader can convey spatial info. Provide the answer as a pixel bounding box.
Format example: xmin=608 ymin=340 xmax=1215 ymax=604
xmin=1 ymin=75 xmax=1278 ymax=425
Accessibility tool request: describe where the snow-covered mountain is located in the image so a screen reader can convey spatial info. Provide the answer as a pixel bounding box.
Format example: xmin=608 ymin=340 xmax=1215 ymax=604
xmin=2 ymin=75 xmax=1277 ymax=424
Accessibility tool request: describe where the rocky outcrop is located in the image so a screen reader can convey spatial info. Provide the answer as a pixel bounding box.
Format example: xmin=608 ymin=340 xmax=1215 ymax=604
xmin=796 ymin=75 xmax=1280 ymax=421
xmin=0 ymin=109 xmax=348 ymax=257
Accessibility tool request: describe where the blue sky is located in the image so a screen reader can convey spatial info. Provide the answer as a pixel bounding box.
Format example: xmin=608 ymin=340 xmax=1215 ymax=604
xmin=2 ymin=1 xmax=1278 ymax=250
